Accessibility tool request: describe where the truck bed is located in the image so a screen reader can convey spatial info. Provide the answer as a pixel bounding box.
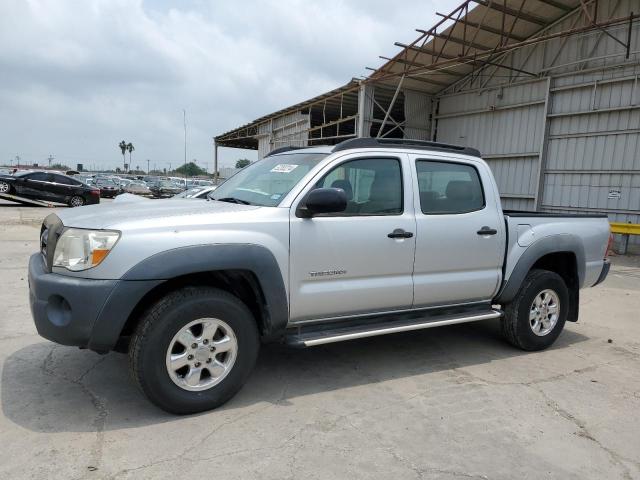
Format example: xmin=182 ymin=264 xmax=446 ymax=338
xmin=501 ymin=210 xmax=610 ymax=293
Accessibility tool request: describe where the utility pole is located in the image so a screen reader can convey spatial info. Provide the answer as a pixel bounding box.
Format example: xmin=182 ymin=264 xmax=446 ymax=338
xmin=183 ymin=109 xmax=187 ymax=181
xmin=47 ymin=154 xmax=54 ymax=168
xmin=146 ymin=159 xmax=150 ymax=174
xmin=213 ymin=140 xmax=218 ymax=185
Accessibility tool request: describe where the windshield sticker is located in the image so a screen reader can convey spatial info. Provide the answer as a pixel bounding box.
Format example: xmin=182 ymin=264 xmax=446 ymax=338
xmin=271 ymin=164 xmax=298 ymax=173
xmin=270 ymin=193 xmax=282 ymax=200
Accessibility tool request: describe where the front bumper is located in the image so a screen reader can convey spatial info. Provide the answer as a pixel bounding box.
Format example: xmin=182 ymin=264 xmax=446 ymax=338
xmin=28 ymin=253 xmax=161 ymax=352
xmin=29 ymin=253 xmax=116 ymax=350
xmin=592 ymin=259 xmax=611 ymax=287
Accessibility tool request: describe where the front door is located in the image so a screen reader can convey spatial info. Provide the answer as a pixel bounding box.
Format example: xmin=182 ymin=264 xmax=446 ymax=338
xmin=410 ymin=156 xmax=505 ymax=307
xmin=289 ymin=154 xmax=416 ymax=322
xmin=18 ymin=172 xmax=53 ymax=200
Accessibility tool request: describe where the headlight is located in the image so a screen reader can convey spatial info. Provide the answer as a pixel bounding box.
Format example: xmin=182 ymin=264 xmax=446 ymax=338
xmin=52 ymin=228 xmax=120 ymax=271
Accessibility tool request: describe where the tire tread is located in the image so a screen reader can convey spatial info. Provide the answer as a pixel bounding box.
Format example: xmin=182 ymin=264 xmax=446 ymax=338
xmin=501 ymin=269 xmax=567 ymax=351
xmin=128 ymin=286 xmax=255 ymax=412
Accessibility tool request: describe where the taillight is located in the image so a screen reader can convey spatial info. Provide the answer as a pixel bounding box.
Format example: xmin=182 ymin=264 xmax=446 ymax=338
xmin=606 ymin=233 xmax=614 ymax=258
xmin=90 ymin=189 xmax=100 ymax=195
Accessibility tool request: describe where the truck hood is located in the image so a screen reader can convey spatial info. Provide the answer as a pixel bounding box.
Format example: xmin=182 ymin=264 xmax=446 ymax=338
xmin=55 ymin=199 xmax=261 ymax=229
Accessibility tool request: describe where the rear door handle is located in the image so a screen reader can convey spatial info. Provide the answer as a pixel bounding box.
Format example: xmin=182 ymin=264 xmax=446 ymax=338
xmin=477 ymin=226 xmax=497 ymax=236
xmin=388 ymin=228 xmax=414 ymax=239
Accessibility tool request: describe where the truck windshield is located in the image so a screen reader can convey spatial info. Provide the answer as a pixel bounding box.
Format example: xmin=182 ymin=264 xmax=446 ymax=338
xmin=210 ymin=152 xmax=329 ymax=206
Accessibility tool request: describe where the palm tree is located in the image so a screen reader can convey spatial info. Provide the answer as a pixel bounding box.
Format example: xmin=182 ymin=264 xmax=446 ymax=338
xmin=119 ymin=140 xmax=127 ymax=171
xmin=126 ymin=143 xmax=135 ymax=171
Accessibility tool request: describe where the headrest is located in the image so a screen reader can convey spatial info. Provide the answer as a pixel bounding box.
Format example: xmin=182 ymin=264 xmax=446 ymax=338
xmin=369 ymin=175 xmax=399 ymax=202
xmin=445 ymin=180 xmax=473 ymax=202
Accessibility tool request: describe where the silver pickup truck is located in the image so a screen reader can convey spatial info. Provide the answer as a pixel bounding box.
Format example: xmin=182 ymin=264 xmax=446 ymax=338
xmin=29 ymin=138 xmax=611 ymax=413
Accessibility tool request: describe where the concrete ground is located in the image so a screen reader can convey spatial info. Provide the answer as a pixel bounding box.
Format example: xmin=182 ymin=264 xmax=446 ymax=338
xmin=0 ymin=199 xmax=639 ymax=480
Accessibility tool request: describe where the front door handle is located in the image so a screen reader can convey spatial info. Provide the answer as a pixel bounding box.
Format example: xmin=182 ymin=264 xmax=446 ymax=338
xmin=388 ymin=228 xmax=414 ymax=239
xmin=477 ymin=226 xmax=498 ymax=236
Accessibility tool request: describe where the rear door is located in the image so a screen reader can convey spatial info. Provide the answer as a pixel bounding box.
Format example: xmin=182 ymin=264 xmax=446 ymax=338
xmin=410 ymin=155 xmax=505 ymax=307
xmin=289 ymin=153 xmax=417 ymax=322
xmin=50 ymin=174 xmax=79 ymax=202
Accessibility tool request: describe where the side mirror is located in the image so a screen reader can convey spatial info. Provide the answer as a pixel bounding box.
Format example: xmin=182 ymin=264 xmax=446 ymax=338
xmin=298 ymin=187 xmax=347 ymax=218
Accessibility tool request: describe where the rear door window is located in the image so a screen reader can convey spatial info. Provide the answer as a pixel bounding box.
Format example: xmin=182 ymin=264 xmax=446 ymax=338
xmin=416 ymin=160 xmax=485 ymax=214
xmin=53 ymin=175 xmax=79 ymax=185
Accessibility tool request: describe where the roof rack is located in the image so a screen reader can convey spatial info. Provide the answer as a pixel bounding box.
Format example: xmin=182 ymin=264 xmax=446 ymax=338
xmin=265 ymin=146 xmax=306 ymax=157
xmin=331 ymin=138 xmax=481 ymax=157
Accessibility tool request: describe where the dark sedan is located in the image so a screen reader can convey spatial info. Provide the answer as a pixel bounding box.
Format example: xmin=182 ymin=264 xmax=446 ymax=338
xmin=0 ymin=171 xmax=100 ymax=207
xmin=149 ymin=180 xmax=182 ymax=198
xmin=94 ymin=178 xmax=120 ymax=198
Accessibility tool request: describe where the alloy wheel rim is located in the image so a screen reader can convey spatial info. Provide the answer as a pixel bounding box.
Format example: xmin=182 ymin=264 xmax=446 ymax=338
xmin=529 ymin=289 xmax=560 ymax=336
xmin=0 ymin=182 xmax=8 ymax=193
xmin=165 ymin=318 xmax=238 ymax=392
xmin=71 ymin=197 xmax=83 ymax=207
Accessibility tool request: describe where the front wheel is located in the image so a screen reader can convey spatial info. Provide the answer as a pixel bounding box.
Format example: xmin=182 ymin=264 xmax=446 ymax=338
xmin=129 ymin=287 xmax=260 ymax=414
xmin=0 ymin=180 xmax=12 ymax=194
xmin=501 ymin=269 xmax=569 ymax=351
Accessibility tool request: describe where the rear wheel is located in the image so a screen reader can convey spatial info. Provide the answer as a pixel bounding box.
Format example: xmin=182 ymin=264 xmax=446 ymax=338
xmin=0 ymin=181 xmax=11 ymax=194
xmin=129 ymin=287 xmax=260 ymax=414
xmin=501 ymin=269 xmax=569 ymax=351
xmin=69 ymin=195 xmax=85 ymax=207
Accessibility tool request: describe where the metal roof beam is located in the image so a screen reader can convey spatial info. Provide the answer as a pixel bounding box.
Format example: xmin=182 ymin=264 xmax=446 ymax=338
xmin=394 ymin=42 xmax=458 ymax=60
xmin=471 ymin=0 xmax=548 ymax=26
xmin=379 ymin=56 xmax=466 ymax=77
xmin=366 ymin=67 xmax=450 ymax=87
xmin=536 ymin=0 xmax=573 ymax=12
xmin=417 ymin=29 xmax=494 ymax=51
xmin=435 ymin=12 xmax=528 ymax=42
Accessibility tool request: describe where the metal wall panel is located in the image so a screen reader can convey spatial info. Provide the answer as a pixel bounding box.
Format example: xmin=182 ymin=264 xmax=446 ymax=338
xmin=542 ymin=71 xmax=640 ymax=249
xmin=436 ymin=79 xmax=547 ymax=209
xmin=403 ymin=89 xmax=432 ymax=140
xmin=256 ymin=112 xmax=310 ymax=159
xmin=434 ymin=0 xmax=640 ymax=250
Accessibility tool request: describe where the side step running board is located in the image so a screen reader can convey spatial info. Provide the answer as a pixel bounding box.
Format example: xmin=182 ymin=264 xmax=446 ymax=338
xmin=286 ymin=309 xmax=502 ymax=347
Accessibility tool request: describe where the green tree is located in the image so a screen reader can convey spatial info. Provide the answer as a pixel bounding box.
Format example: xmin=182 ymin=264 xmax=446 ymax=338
xmin=126 ymin=142 xmax=135 ymax=171
xmin=175 ymin=162 xmax=207 ymax=177
xmin=235 ymin=158 xmax=250 ymax=168
xmin=49 ymin=163 xmax=71 ymax=171
xmin=118 ymin=140 xmax=127 ymax=171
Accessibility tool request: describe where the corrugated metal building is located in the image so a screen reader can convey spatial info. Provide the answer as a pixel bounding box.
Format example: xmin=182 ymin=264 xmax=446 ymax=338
xmin=215 ymin=0 xmax=640 ymax=250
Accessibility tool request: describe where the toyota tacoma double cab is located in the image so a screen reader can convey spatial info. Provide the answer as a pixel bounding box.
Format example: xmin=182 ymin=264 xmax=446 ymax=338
xmin=29 ymin=138 xmax=611 ymax=414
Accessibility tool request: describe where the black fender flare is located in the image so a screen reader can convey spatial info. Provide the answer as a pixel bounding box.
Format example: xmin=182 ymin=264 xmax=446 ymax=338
xmin=88 ymin=244 xmax=288 ymax=351
xmin=494 ymin=234 xmax=585 ymax=305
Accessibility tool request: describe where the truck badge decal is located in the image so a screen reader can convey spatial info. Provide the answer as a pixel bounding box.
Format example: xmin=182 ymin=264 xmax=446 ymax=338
xmin=309 ymin=269 xmax=347 ymax=277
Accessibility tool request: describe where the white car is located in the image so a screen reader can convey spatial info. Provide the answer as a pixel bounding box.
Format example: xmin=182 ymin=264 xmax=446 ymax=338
xmin=172 ymin=185 xmax=217 ymax=199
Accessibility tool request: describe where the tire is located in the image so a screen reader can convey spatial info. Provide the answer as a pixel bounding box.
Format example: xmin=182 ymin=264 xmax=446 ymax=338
xmin=129 ymin=286 xmax=260 ymax=414
xmin=0 ymin=180 xmax=12 ymax=194
xmin=69 ymin=195 xmax=85 ymax=207
xmin=501 ymin=269 xmax=569 ymax=351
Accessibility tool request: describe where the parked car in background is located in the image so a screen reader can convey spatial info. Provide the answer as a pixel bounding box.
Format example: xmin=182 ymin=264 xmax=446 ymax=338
xmin=124 ymin=181 xmax=152 ymax=196
xmin=117 ymin=178 xmax=133 ymax=193
xmin=172 ymin=185 xmax=217 ymax=199
xmin=0 ymin=170 xmax=100 ymax=207
xmin=74 ymin=175 xmax=94 ymax=186
xmin=94 ymin=178 xmax=119 ymax=198
xmin=149 ymin=179 xmax=182 ymax=198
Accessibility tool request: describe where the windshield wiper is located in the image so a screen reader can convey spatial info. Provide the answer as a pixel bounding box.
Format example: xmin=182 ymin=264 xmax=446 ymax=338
xmin=215 ymin=197 xmax=252 ymax=205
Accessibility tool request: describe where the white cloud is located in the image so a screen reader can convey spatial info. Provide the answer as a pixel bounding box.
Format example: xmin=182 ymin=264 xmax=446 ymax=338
xmin=0 ymin=0 xmax=458 ymax=170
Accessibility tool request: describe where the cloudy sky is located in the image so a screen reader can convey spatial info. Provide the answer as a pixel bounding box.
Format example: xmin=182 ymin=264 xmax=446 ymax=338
xmin=0 ymin=0 xmax=457 ymax=171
